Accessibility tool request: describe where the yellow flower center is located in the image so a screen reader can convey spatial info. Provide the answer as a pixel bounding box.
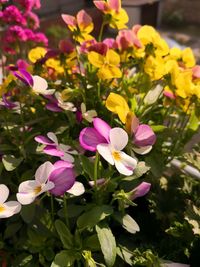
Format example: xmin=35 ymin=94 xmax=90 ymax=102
xmin=112 ymin=151 xmax=121 ymax=161
xmin=0 ymin=205 xmax=5 ymax=213
xmin=34 ymin=186 xmax=42 ymax=195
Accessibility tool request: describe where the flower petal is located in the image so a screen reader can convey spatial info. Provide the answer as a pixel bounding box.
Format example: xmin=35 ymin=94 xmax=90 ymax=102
xmin=32 ymin=75 xmax=48 ymax=93
xmin=0 ymin=184 xmax=9 ymax=204
xmin=43 ymin=146 xmax=64 ymax=157
xmin=61 ymin=153 xmax=75 ymax=163
xmin=49 ymin=167 xmax=75 ymax=196
xmin=79 ymin=127 xmax=107 ymax=152
xmin=109 ymin=127 xmax=128 ymax=151
xmin=3 ymin=201 xmax=21 ymax=215
xmin=35 ymin=161 xmax=54 ymax=184
xmin=54 ymin=160 xmax=74 ymax=169
xmin=133 ymin=145 xmax=152 ymax=155
xmin=16 ymin=192 xmax=36 ymax=205
xmin=114 ymin=151 xmax=137 ymax=175
xmin=97 ymin=144 xmax=114 ymax=165
xmin=130 ymin=182 xmax=151 ymax=200
xmin=134 ymin=124 xmax=156 ymax=147
xmin=93 ymin=118 xmax=111 ymax=142
xmin=47 ymin=132 xmax=58 ymax=145
xmin=34 ymin=135 xmax=53 ymax=145
xmin=67 ymin=181 xmax=85 ymax=196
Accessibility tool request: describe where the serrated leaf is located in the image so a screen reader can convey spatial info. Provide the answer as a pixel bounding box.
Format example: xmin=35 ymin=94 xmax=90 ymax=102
xmin=77 ymin=205 xmax=113 ymax=230
xmin=144 ymin=85 xmax=163 ymax=105
xmin=55 ymin=220 xmax=73 ymax=249
xmin=2 ymin=155 xmax=23 ymax=171
xmin=122 ymin=161 xmax=150 ymax=181
xmin=96 ymin=224 xmax=116 ymax=267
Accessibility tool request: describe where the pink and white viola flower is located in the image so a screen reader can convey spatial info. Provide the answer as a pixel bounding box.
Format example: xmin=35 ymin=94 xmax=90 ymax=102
xmin=35 ymin=132 xmax=78 ymax=162
xmin=16 ymin=161 xmax=55 ymax=205
xmin=0 ymin=184 xmax=21 ymax=218
xmin=130 ymin=116 xmax=156 ymax=155
xmin=97 ymin=128 xmax=137 ymax=176
xmin=31 ymin=75 xmax=55 ymax=95
xmin=55 ymin=92 xmax=77 ymax=112
xmin=77 ymin=103 xmax=97 ymax=123
xmin=80 ymin=118 xmax=137 ymax=175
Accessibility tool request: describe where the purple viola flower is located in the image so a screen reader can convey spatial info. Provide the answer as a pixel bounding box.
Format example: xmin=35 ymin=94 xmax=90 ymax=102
xmin=129 ymin=182 xmax=151 ymax=200
xmin=35 ymin=132 xmax=77 ymax=162
xmin=131 ymin=116 xmax=156 ymax=155
xmin=79 ymin=117 xmax=111 ymax=152
xmin=0 ymin=94 xmax=21 ymax=112
xmin=10 ymin=67 xmax=33 ymax=86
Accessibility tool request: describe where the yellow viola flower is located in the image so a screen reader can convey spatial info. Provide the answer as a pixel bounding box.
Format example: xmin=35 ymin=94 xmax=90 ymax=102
xmin=137 ymin=25 xmax=169 ymax=56
xmin=106 ymin=92 xmax=129 ymax=123
xmin=175 ymin=70 xmax=193 ymax=98
xmin=144 ymin=55 xmax=165 ymax=81
xmin=62 ymin=10 xmax=94 ymax=43
xmin=182 ymin=47 xmax=195 ymax=68
xmin=0 ymin=74 xmax=15 ymax=96
xmin=28 ymin=47 xmax=47 ymax=63
xmin=94 ymin=0 xmax=128 ymax=30
xmin=88 ymin=49 xmax=122 ymax=80
xmin=45 ymin=59 xmax=64 ymax=74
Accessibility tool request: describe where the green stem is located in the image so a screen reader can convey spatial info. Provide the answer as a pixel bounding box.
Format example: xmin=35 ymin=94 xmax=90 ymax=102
xmin=98 ymin=21 xmax=106 ymax=42
xmin=93 ymin=152 xmax=99 ymax=189
xmin=63 ymin=194 xmax=70 ymax=228
xmin=51 ymin=195 xmax=54 ymax=222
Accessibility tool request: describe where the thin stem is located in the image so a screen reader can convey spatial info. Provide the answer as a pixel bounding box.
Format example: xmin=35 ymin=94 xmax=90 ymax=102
xmin=63 ymin=194 xmax=70 ymax=228
xmin=98 ymin=21 xmax=106 ymax=42
xmin=51 ymin=195 xmax=54 ymax=222
xmin=93 ymin=152 xmax=99 ymax=189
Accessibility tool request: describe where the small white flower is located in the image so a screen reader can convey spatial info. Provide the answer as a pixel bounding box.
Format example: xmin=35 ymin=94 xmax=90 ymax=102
xmin=16 ymin=162 xmax=55 ymax=205
xmin=55 ymin=92 xmax=76 ymax=112
xmin=0 ymin=184 xmax=21 ymax=218
xmin=81 ymin=103 xmax=97 ymax=123
xmin=97 ymin=128 xmax=137 ymax=176
xmin=32 ymin=75 xmax=55 ymax=95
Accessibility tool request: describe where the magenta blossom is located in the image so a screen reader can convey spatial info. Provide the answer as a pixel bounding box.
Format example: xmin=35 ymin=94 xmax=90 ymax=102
xmin=35 ymin=132 xmax=78 ymax=162
xmin=1 ymin=5 xmax=27 ymax=26
xmin=129 ymin=182 xmax=151 ymax=200
xmin=131 ymin=116 xmax=156 ymax=155
xmin=79 ymin=117 xmax=111 ymax=152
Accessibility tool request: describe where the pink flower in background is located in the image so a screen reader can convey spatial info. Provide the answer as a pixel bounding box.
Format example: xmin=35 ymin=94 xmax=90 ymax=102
xmin=16 ymin=0 xmax=41 ymax=12
xmin=116 ymin=28 xmax=142 ymax=50
xmin=59 ymin=39 xmax=75 ymax=54
xmin=1 ymin=5 xmax=27 ymax=26
xmin=33 ymin=32 xmax=48 ymax=46
xmin=131 ymin=116 xmax=156 ymax=155
xmin=103 ymin=38 xmax=118 ymax=49
xmin=35 ymin=132 xmax=78 ymax=162
xmin=129 ymin=182 xmax=151 ymax=200
xmin=25 ymin=11 xmax=40 ymax=29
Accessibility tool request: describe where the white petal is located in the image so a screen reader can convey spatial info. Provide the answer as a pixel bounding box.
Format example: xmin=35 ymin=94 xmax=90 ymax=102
xmin=114 ymin=152 xmax=137 ymax=176
xmin=16 ymin=192 xmax=36 ymax=205
xmin=32 ymin=75 xmax=48 ymax=92
xmin=81 ymin=102 xmax=86 ymax=113
xmin=109 ymin=128 xmax=128 ymax=151
xmin=97 ymin=144 xmax=114 ymax=165
xmin=47 ymin=132 xmax=58 ymax=145
xmin=18 ymin=180 xmax=39 ymax=193
xmin=67 ymin=182 xmax=85 ymax=196
xmin=0 ymin=184 xmax=9 ymax=204
xmin=3 ymin=201 xmax=21 ymax=215
xmin=61 ymin=153 xmax=74 ymax=163
xmin=83 ymin=110 xmax=97 ymax=122
xmin=35 ymin=161 xmax=54 ymax=184
xmin=40 ymin=181 xmax=55 ymax=193
xmin=133 ymin=145 xmax=152 ymax=155
xmin=59 ymin=144 xmax=78 ymax=155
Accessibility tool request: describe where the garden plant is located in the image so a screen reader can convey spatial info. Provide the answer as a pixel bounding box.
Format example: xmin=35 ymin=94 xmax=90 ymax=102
xmin=0 ymin=0 xmax=200 ymax=266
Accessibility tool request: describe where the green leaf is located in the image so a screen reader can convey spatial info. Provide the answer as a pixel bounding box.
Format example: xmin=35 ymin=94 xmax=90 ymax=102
xmin=21 ymin=203 xmax=35 ymax=223
xmin=188 ymin=110 xmax=199 ymax=131
xmin=83 ymin=234 xmax=100 ymax=251
xmin=151 ymin=125 xmax=166 ymax=132
xmin=144 ymin=84 xmax=163 ymax=105
xmin=122 ymin=161 xmax=150 ymax=181
xmin=80 ymin=155 xmax=94 ymax=179
xmin=117 ymin=245 xmax=133 ymax=266
xmin=96 ymin=224 xmax=116 ymax=267
xmin=2 ymin=155 xmax=23 ymax=171
xmin=4 ymin=222 xmax=22 ymax=239
xmin=51 ymin=250 xmax=76 ymax=267
xmin=77 ymin=205 xmax=113 ymax=230
xmin=55 ymin=220 xmax=73 ymax=249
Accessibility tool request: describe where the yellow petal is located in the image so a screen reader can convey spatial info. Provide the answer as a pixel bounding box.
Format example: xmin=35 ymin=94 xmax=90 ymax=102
xmin=106 ymin=49 xmax=120 ymax=66
xmin=28 ymin=47 xmax=47 ymax=63
xmin=182 ymin=47 xmax=195 ymax=68
xmin=88 ymin=51 xmax=104 ymax=68
xmin=97 ymin=65 xmax=122 ymax=80
xmin=106 ymin=92 xmax=129 ymax=123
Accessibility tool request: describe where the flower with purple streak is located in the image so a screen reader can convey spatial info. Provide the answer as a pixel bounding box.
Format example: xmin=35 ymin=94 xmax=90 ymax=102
xmin=129 ymin=182 xmax=151 ymax=200
xmin=35 ymin=132 xmax=78 ymax=162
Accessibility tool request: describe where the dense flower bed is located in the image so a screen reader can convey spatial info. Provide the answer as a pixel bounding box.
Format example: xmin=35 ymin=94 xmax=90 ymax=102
xmin=0 ymin=0 xmax=200 ymax=266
